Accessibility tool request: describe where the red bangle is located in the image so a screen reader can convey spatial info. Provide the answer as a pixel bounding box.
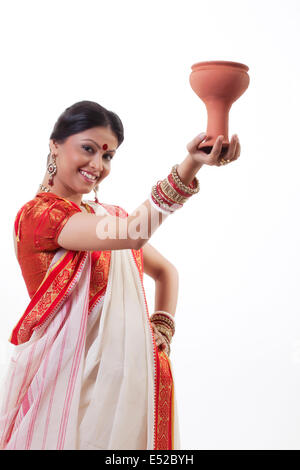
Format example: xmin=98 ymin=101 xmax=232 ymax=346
xmin=150 ymin=193 xmax=173 ymax=213
xmin=167 ymin=173 xmax=192 ymax=198
xmin=156 ymin=181 xmax=183 ymax=208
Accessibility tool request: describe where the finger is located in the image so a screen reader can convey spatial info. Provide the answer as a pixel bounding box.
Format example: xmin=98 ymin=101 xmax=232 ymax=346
xmin=156 ymin=334 xmax=167 ymax=348
xmin=187 ymin=132 xmax=207 ymax=153
xmin=227 ymin=135 xmax=238 ymax=160
xmin=233 ymin=140 xmax=241 ymax=160
xmin=228 ymin=139 xmax=240 ymax=162
xmin=210 ymin=135 xmax=224 ymax=164
xmin=218 ymin=135 xmax=238 ymax=165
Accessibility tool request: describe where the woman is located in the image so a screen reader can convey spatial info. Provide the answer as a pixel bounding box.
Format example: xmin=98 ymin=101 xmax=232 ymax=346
xmin=0 ymin=100 xmax=241 ymax=450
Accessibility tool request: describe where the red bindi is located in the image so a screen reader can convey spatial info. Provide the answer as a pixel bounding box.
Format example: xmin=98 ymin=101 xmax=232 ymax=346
xmin=102 ymin=144 xmax=108 ymax=150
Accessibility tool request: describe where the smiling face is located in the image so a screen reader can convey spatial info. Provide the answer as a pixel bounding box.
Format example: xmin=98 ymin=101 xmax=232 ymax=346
xmin=47 ymin=126 xmax=119 ymax=202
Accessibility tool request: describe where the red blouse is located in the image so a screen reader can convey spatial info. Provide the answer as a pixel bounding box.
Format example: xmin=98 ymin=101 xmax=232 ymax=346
xmin=14 ymin=192 xmax=143 ymax=303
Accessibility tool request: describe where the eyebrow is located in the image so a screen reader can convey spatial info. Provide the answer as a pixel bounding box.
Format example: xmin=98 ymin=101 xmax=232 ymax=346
xmin=81 ymin=138 xmax=117 ymax=154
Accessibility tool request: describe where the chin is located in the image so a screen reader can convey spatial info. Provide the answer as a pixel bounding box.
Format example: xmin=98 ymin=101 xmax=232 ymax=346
xmin=81 ymin=188 xmax=95 ymax=195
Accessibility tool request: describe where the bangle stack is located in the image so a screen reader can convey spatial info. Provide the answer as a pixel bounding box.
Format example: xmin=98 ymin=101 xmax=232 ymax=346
xmin=149 ymin=164 xmax=200 ymax=215
xmin=150 ymin=310 xmax=176 ymax=357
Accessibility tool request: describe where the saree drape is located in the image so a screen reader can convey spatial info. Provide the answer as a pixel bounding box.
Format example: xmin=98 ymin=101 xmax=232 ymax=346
xmin=0 ymin=200 xmax=180 ymax=450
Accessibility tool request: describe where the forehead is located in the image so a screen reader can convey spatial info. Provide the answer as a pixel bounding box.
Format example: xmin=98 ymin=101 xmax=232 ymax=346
xmin=74 ymin=126 xmax=118 ymax=148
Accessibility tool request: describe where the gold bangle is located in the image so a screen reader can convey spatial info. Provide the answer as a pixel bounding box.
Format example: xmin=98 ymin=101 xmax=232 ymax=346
xmin=152 ymin=317 xmax=174 ymax=334
xmin=153 ymin=323 xmax=173 ymax=343
xmin=160 ymin=178 xmax=190 ymax=204
xmin=151 ymin=186 xmax=177 ymax=213
xmin=151 ymin=319 xmax=173 ymax=342
xmin=164 ymin=341 xmax=171 ymax=356
xmin=171 ymin=164 xmax=200 ymax=195
xmin=152 ymin=185 xmax=183 ymax=213
xmin=151 ymin=323 xmax=174 ymax=338
xmin=151 ymin=185 xmax=175 ymax=212
xmin=156 ymin=181 xmax=185 ymax=208
xmin=158 ymin=329 xmax=171 ymax=346
xmin=151 ymin=314 xmax=175 ymax=335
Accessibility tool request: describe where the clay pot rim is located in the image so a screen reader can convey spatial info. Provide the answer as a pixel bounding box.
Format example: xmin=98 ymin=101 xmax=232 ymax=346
xmin=191 ymin=61 xmax=249 ymax=72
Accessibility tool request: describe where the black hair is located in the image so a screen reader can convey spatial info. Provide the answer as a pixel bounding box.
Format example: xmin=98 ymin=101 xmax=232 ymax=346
xmin=47 ymin=100 xmax=124 ymax=166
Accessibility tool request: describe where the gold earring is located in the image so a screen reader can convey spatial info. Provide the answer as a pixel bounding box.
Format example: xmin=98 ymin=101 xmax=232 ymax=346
xmin=93 ymin=185 xmax=99 ymax=203
xmin=47 ymin=154 xmax=57 ymax=186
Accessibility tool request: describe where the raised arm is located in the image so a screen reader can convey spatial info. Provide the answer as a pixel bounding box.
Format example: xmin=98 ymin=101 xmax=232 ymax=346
xmin=57 ymin=132 xmax=241 ymax=252
xmin=57 ymin=199 xmax=168 ymax=251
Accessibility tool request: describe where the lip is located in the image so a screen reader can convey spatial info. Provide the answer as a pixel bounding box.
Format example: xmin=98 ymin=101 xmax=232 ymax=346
xmin=78 ymin=169 xmax=98 ymax=183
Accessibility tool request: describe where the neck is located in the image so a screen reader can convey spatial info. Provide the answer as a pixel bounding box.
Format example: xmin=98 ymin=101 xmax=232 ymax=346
xmin=37 ymin=173 xmax=85 ymax=207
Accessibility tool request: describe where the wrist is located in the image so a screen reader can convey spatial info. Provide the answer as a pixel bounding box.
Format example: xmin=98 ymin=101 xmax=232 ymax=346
xmin=186 ymin=153 xmax=203 ymax=170
xmin=176 ymin=154 xmax=202 ymax=187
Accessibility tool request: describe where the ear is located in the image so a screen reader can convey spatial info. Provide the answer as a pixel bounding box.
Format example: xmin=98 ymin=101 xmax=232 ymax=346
xmin=49 ymin=139 xmax=59 ymax=154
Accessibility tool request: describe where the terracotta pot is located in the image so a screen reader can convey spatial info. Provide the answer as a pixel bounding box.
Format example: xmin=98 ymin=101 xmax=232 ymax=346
xmin=189 ymin=60 xmax=250 ymax=156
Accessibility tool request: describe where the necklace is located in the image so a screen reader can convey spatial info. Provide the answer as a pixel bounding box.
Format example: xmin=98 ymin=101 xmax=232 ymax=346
xmin=80 ymin=201 xmax=90 ymax=213
xmin=39 ymin=184 xmax=88 ymax=212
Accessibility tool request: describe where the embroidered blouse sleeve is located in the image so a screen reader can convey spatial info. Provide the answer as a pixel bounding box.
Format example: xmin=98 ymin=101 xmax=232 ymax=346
xmin=17 ymin=199 xmax=80 ymax=251
xmin=34 ymin=199 xmax=80 ymax=251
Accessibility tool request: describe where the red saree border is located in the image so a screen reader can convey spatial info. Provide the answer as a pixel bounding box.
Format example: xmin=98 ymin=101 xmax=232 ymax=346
xmin=154 ymin=347 xmax=160 ymax=448
xmin=32 ymin=251 xmax=87 ymax=334
xmin=88 ymin=285 xmax=107 ymax=314
xmin=155 ymin=350 xmax=174 ymax=450
xmin=9 ymin=250 xmax=85 ymax=345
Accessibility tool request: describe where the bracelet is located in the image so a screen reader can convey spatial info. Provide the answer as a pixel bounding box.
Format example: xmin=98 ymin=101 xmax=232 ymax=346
xmin=152 ymin=322 xmax=174 ymax=341
xmin=160 ymin=178 xmax=189 ymax=205
xmin=151 ymin=185 xmax=179 ymax=213
xmin=153 ymin=310 xmax=176 ymax=324
xmin=167 ymin=173 xmax=193 ymax=199
xmin=150 ymin=315 xmax=175 ymax=336
xmin=154 ymin=324 xmax=173 ymax=343
xmin=172 ymin=164 xmax=200 ymax=194
xmin=151 ymin=321 xmax=171 ymax=356
xmin=171 ymin=164 xmax=200 ymax=195
xmin=156 ymin=181 xmax=184 ymax=208
xmin=151 ymin=311 xmax=175 ymax=327
xmin=151 ymin=313 xmax=175 ymax=331
xmin=149 ymin=164 xmax=200 ymax=215
xmin=148 ymin=193 xmax=173 ymax=215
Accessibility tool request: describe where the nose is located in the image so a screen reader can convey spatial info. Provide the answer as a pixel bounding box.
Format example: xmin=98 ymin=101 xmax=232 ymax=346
xmin=90 ymin=152 xmax=104 ymax=173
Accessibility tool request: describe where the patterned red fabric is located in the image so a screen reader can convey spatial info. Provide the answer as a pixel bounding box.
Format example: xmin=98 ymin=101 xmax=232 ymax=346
xmin=14 ymin=193 xmax=81 ymax=299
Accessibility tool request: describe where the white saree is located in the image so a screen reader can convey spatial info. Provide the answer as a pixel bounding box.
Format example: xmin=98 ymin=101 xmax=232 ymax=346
xmin=0 ymin=201 xmax=180 ymax=450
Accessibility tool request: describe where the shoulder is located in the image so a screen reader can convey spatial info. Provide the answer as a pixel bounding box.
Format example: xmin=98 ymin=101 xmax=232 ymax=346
xmin=84 ymin=200 xmax=129 ymax=218
xmin=109 ymin=204 xmax=129 ymax=218
xmin=15 ymin=193 xmax=79 ymax=224
xmin=14 ymin=192 xmax=81 ymax=242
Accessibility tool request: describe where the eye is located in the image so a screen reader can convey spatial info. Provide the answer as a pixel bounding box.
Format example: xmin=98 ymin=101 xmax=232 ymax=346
xmin=82 ymin=145 xmax=113 ymax=161
xmin=82 ymin=144 xmax=94 ymax=154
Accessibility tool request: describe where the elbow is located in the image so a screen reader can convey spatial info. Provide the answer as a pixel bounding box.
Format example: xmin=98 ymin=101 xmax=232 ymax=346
xmin=157 ymin=263 xmax=179 ymax=281
xmin=133 ymin=237 xmax=147 ymax=251
xmin=169 ymin=264 xmax=179 ymax=280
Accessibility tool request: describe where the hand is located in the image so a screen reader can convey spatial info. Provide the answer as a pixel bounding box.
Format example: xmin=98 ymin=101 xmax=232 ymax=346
xmin=186 ymin=132 xmax=241 ymax=167
xmin=151 ymin=321 xmax=169 ymax=353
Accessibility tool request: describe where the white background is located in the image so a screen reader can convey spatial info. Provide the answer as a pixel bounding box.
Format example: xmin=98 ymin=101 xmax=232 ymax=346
xmin=0 ymin=0 xmax=299 ymax=450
